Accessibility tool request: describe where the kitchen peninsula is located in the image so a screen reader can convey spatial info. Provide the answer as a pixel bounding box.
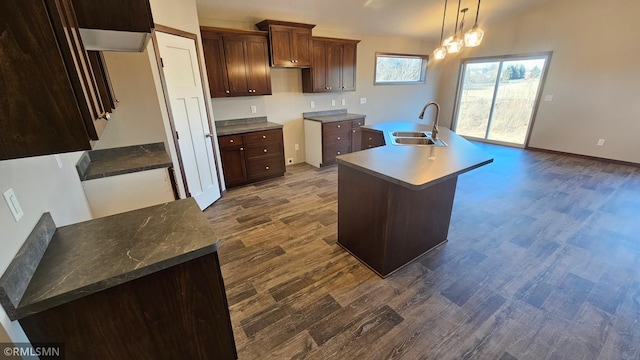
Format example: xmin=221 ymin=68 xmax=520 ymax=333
xmin=0 ymin=199 xmax=236 ymax=359
xmin=336 ymin=121 xmax=493 ymax=277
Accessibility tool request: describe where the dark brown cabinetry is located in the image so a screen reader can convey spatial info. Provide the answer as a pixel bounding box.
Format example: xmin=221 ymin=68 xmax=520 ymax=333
xmin=303 ymin=118 xmax=364 ymax=167
xmin=218 ymin=129 xmax=285 ymax=187
xmin=88 ymin=51 xmax=118 ymax=111
xmin=71 ymin=0 xmax=154 ymax=51
xmin=201 ymin=27 xmax=272 ymax=98
xmin=255 ymin=20 xmax=315 ymax=68
xmin=1 ymin=0 xmax=111 ymax=161
xmin=302 ymin=37 xmax=359 ymax=93
xmin=361 ymin=128 xmax=386 ymax=149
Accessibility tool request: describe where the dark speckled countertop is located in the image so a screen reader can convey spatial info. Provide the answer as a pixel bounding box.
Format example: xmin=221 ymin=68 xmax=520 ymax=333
xmin=336 ymin=121 xmax=493 ymax=190
xmin=76 ymin=142 xmax=173 ymax=181
xmin=215 ymin=116 xmax=283 ymax=136
xmin=303 ymin=109 xmax=366 ymax=123
xmin=1 ymin=198 xmax=218 ymax=320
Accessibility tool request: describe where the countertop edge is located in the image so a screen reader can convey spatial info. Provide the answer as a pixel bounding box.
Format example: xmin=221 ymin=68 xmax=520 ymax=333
xmin=215 ymin=121 xmax=283 ymax=136
xmin=81 ymin=163 xmax=172 ymax=181
xmin=303 ymin=113 xmax=367 ymax=123
xmin=11 ymin=243 xmax=219 ymax=320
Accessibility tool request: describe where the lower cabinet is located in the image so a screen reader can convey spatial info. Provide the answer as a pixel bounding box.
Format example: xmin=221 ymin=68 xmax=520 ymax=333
xmin=304 ymin=118 xmax=365 ymax=167
xmin=361 ymin=128 xmax=386 ymax=149
xmin=218 ymin=129 xmax=285 ymax=188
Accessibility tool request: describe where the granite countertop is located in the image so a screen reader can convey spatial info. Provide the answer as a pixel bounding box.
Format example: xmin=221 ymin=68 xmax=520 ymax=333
xmin=76 ymin=142 xmax=173 ymax=181
xmin=215 ymin=116 xmax=283 ymax=136
xmin=303 ymin=109 xmax=367 ymax=123
xmin=0 ymin=198 xmax=218 ymax=320
xmin=336 ymin=121 xmax=493 ymax=190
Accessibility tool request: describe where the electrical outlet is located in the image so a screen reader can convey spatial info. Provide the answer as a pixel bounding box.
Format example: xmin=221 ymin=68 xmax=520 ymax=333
xmin=544 ymin=95 xmax=554 ymax=102
xmin=3 ymin=188 xmax=24 ymax=222
xmin=360 ymin=97 xmax=367 ymax=104
xmin=250 ymin=105 xmax=257 ymax=114
xmin=310 ymin=101 xmax=315 ymax=108
xmin=287 ymin=158 xmax=294 ymax=164
xmin=295 ymin=144 xmax=299 ymax=151
xmin=341 ymin=99 xmax=346 ymax=106
xmin=331 ymin=100 xmax=336 ymax=107
xmin=597 ymin=139 xmax=605 ymax=146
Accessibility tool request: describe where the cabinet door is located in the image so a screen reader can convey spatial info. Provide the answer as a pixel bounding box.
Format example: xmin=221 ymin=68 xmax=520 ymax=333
xmin=88 ymin=51 xmax=118 ymax=111
xmin=220 ymin=146 xmax=247 ymax=186
xmin=291 ymin=28 xmax=312 ymax=67
xmin=310 ymin=41 xmax=328 ymax=92
xmin=351 ymin=128 xmax=362 ymax=152
xmin=245 ymin=35 xmax=272 ymax=96
xmin=269 ymin=26 xmax=293 ymax=67
xmin=326 ymin=41 xmax=343 ymax=92
xmin=222 ymin=34 xmax=250 ymax=96
xmin=342 ymin=42 xmax=357 ymax=91
xmin=202 ymin=33 xmax=231 ymax=97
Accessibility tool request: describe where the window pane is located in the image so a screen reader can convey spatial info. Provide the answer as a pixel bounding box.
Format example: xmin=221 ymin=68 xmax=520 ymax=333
xmin=374 ymin=54 xmax=427 ymax=84
xmin=455 ymin=62 xmax=500 ymax=138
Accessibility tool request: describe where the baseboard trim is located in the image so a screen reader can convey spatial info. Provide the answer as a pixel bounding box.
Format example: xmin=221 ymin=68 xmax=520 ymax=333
xmin=527 ymin=146 xmax=640 ymax=168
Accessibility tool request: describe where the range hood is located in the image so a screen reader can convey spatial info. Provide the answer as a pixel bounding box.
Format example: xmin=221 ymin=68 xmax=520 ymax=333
xmin=72 ymin=0 xmax=154 ymax=52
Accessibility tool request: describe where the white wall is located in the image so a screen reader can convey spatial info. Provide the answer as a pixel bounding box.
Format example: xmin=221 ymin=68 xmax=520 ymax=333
xmin=0 ymin=152 xmax=93 ymax=343
xmin=436 ymin=0 xmax=640 ymax=163
xmin=199 ymin=18 xmax=439 ymax=164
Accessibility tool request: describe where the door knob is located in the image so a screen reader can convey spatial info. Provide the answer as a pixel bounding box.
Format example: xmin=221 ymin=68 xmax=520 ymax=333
xmin=205 ymin=133 xmax=213 ymax=138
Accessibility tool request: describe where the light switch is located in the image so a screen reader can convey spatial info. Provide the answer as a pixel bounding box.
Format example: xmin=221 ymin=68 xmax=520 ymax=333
xmin=331 ymin=100 xmax=336 ymax=107
xmin=250 ymin=105 xmax=257 ymax=114
xmin=3 ymin=188 xmax=24 ymax=222
xmin=360 ymin=97 xmax=367 ymax=104
xmin=341 ymin=99 xmax=346 ymax=106
xmin=310 ymin=101 xmax=315 ymax=108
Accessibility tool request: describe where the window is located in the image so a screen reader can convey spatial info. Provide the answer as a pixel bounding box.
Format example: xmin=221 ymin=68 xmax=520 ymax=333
xmin=374 ymin=52 xmax=428 ymax=85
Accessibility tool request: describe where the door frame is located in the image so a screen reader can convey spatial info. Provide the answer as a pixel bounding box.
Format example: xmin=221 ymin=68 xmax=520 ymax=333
xmin=451 ymin=51 xmax=553 ymax=148
xmin=151 ymin=25 xmax=223 ymax=197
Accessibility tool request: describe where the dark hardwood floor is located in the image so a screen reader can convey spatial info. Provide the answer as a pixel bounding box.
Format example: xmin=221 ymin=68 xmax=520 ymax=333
xmin=204 ymin=143 xmax=640 ymax=360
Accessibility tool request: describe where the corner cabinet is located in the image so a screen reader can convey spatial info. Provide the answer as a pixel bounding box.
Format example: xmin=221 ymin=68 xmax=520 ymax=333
xmin=1 ymin=0 xmax=112 ymax=161
xmin=255 ymin=20 xmax=315 ymax=68
xmin=218 ymin=129 xmax=285 ymax=188
xmin=201 ymin=27 xmax=272 ymax=98
xmin=302 ymin=37 xmax=359 ymax=93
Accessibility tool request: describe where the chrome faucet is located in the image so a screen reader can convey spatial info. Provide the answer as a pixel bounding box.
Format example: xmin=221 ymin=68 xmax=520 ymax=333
xmin=418 ymin=101 xmax=440 ymax=141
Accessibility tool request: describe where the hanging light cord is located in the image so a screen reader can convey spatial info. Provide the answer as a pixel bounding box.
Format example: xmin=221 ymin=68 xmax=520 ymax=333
xmin=439 ymin=0 xmax=448 ymax=43
xmin=453 ymin=0 xmax=462 ymax=36
xmin=474 ymin=0 xmax=481 ymax=26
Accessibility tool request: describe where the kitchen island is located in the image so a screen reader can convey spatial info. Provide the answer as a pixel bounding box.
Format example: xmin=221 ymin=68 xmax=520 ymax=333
xmin=0 ymin=198 xmax=236 ymax=359
xmin=336 ymin=121 xmax=493 ymax=277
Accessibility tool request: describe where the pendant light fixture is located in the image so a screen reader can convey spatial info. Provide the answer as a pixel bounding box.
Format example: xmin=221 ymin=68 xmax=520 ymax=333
xmin=433 ymin=0 xmax=448 ymax=60
xmin=446 ymin=0 xmax=464 ymax=54
xmin=465 ymin=0 xmax=485 ymax=47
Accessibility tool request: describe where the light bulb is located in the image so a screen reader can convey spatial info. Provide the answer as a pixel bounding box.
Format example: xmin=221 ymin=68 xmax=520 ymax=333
xmin=446 ymin=37 xmax=464 ymax=53
xmin=433 ymin=46 xmax=447 ymax=60
xmin=442 ymin=35 xmax=454 ymax=47
xmin=464 ymin=25 xmax=484 ymax=47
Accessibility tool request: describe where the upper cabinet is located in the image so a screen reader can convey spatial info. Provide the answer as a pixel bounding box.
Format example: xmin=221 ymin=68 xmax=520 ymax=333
xmin=302 ymin=37 xmax=360 ymax=93
xmin=1 ymin=0 xmax=114 ymax=161
xmin=255 ymin=20 xmax=315 ymax=68
xmin=201 ymin=27 xmax=272 ymax=98
xmin=71 ymin=0 xmax=154 ymax=52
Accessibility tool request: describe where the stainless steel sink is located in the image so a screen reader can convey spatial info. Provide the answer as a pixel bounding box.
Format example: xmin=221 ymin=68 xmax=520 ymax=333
xmin=388 ymin=131 xmax=447 ymax=147
xmin=391 ymin=131 xmax=428 ymax=138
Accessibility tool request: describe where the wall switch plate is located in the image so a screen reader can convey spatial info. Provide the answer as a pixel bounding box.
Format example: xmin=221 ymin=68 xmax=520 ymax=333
xmin=341 ymin=99 xmax=346 ymax=106
xmin=597 ymin=139 xmax=605 ymax=146
xmin=250 ymin=105 xmax=257 ymax=114
xmin=3 ymin=188 xmax=24 ymax=222
xmin=310 ymin=101 xmax=315 ymax=108
xmin=331 ymin=100 xmax=336 ymax=107
xmin=360 ymin=97 xmax=367 ymax=104
xmin=295 ymin=143 xmax=300 ymax=151
xmin=54 ymin=154 xmax=63 ymax=169
xmin=544 ymin=95 xmax=553 ymax=102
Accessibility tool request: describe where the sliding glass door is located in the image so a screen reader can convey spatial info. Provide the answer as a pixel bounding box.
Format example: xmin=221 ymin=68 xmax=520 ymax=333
xmin=453 ymin=53 xmax=551 ymax=147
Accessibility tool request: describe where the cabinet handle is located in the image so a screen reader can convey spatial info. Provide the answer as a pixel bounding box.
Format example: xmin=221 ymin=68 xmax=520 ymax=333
xmin=337 ymin=151 xmax=341 ymax=155
xmin=329 ymin=87 xmax=332 ymax=90
xmin=353 ymin=130 xmax=356 ymax=133
xmin=263 ymin=148 xmax=268 ymax=153
xmin=99 ymin=112 xmax=111 ymax=120
xmin=337 ymin=125 xmax=341 ymax=128
xmin=230 ymin=139 xmax=234 ymax=143
xmin=262 ymin=135 xmax=266 ymax=139
xmin=265 ymin=166 xmax=270 ymax=170
xmin=368 ymin=137 xmax=372 ymax=140
xmin=225 ymin=90 xmax=230 ymax=94
xmin=240 ymin=147 xmax=244 ymax=151
xmin=337 ymin=137 xmax=341 ymax=140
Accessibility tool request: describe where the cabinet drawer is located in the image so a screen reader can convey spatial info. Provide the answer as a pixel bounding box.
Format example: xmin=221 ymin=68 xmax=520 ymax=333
xmin=323 ymin=143 xmax=351 ymax=165
xmin=246 ymin=156 xmax=285 ymax=180
xmin=361 ymin=129 xmax=385 ymax=149
xmin=244 ymin=142 xmax=283 ymax=160
xmin=322 ymin=130 xmax=351 ymax=147
xmin=243 ymin=129 xmax=282 ymax=145
xmin=218 ymin=134 xmax=243 ymax=148
xmin=322 ymin=120 xmax=352 ymax=134
xmin=351 ymin=118 xmax=365 ymax=128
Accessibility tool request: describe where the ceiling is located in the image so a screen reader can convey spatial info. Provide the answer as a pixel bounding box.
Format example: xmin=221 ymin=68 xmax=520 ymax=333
xmin=195 ymin=0 xmax=551 ymax=41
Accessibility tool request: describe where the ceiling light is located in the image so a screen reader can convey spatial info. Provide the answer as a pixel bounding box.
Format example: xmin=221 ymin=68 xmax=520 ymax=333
xmin=433 ymin=0 xmax=448 ymax=60
xmin=465 ymin=0 xmax=485 ymax=47
xmin=446 ymin=3 xmax=465 ymax=54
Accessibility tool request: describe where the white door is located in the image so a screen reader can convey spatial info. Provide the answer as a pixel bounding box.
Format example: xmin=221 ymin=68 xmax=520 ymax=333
xmin=155 ymin=32 xmax=221 ymax=210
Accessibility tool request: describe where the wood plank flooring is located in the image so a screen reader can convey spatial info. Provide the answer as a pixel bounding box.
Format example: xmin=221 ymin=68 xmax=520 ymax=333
xmin=204 ymin=143 xmax=640 ymax=360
